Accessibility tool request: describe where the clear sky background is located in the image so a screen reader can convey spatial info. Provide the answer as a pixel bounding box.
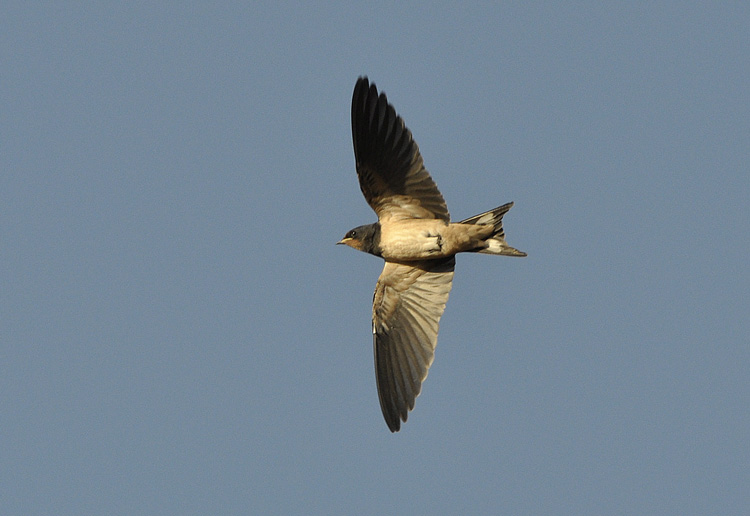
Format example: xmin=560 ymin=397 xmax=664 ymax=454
xmin=2 ymin=3 xmax=748 ymax=515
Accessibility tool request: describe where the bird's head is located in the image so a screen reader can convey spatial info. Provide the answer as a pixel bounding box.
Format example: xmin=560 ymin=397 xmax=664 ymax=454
xmin=337 ymin=223 xmax=381 ymax=256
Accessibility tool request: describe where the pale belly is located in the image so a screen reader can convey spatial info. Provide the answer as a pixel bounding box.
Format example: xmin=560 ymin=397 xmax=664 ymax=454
xmin=378 ymin=219 xmax=447 ymax=260
xmin=378 ymin=219 xmax=480 ymax=260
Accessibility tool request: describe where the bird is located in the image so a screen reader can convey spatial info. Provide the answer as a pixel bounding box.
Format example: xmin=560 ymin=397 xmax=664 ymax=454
xmin=338 ymin=77 xmax=526 ymax=432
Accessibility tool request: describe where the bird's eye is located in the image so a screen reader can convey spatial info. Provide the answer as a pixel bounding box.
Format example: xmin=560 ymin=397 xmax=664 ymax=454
xmin=348 ymin=230 xmax=357 ymax=238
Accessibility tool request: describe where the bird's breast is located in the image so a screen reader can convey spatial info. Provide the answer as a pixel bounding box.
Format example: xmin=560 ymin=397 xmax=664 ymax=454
xmin=378 ymin=219 xmax=452 ymax=261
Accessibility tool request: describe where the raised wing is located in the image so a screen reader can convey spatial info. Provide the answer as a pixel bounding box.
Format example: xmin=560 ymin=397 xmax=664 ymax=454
xmin=352 ymin=77 xmax=450 ymax=222
xmin=371 ymin=257 xmax=455 ymax=431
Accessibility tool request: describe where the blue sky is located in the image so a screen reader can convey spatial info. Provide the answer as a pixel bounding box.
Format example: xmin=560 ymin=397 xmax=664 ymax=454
xmin=2 ymin=3 xmax=748 ymax=515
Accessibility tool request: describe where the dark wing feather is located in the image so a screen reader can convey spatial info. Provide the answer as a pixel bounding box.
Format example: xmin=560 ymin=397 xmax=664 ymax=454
xmin=352 ymin=77 xmax=450 ymax=222
xmin=372 ymin=257 xmax=455 ymax=431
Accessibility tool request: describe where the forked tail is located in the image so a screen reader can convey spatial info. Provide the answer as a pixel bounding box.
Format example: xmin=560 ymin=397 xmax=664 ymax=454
xmin=459 ymin=202 xmax=527 ymax=257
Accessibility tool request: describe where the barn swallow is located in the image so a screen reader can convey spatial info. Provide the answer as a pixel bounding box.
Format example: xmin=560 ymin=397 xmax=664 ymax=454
xmin=339 ymin=77 xmax=526 ymax=432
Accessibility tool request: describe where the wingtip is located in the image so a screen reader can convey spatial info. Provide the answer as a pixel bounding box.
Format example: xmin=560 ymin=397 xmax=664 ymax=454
xmin=355 ymin=76 xmax=371 ymax=93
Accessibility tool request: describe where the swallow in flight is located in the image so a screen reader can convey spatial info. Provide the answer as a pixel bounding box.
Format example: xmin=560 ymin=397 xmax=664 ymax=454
xmin=338 ymin=77 xmax=526 ymax=432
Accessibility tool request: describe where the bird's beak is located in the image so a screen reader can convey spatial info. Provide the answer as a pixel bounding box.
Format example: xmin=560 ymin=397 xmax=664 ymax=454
xmin=336 ymin=238 xmax=350 ymax=246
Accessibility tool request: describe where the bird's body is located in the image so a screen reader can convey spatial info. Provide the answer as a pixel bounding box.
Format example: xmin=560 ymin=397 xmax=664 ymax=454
xmin=380 ymin=219 xmax=480 ymax=259
xmin=339 ymin=77 xmax=526 ymax=432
